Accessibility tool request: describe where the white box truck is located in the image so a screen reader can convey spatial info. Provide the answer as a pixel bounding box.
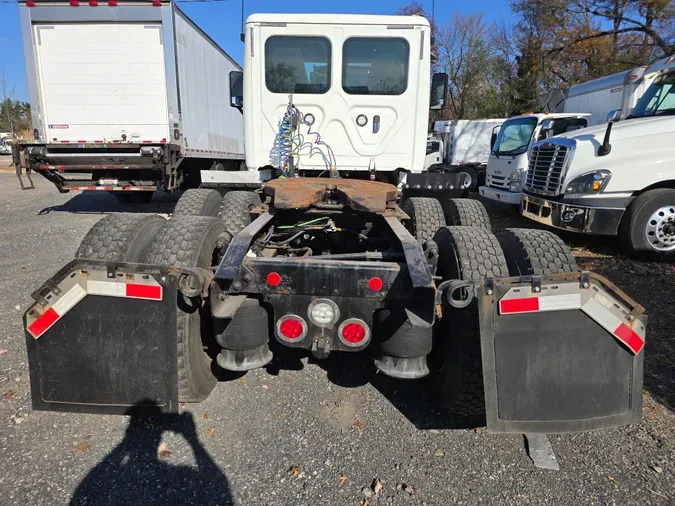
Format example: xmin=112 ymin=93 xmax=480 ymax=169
xmin=14 ymin=0 xmax=245 ymax=203
xmin=521 ymin=55 xmax=675 ymax=260
xmin=479 ymin=66 xmax=654 ymax=206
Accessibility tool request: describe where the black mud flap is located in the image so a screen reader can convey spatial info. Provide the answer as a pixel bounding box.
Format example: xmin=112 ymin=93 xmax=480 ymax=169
xmin=478 ymin=272 xmax=646 ymax=433
xmin=24 ymin=260 xmax=180 ymax=415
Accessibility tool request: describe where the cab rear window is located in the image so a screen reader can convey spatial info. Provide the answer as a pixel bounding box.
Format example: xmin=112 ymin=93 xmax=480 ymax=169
xmin=265 ymin=36 xmax=331 ymax=94
xmin=342 ymin=38 xmax=409 ymax=95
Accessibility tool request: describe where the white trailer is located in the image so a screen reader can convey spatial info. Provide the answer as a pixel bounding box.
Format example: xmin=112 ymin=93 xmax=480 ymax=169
xmin=15 ymin=0 xmax=244 ymax=202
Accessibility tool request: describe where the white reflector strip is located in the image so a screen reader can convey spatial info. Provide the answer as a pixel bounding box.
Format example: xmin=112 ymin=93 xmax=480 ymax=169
xmin=87 ymin=280 xmax=127 ymax=297
xmin=539 ymin=293 xmax=581 ymax=311
xmin=51 ymin=283 xmax=87 ymax=316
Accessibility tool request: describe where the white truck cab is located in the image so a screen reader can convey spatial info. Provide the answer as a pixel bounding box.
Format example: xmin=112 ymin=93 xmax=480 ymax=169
xmin=479 ymin=113 xmax=588 ymax=205
xmin=521 ymin=55 xmax=675 ymax=259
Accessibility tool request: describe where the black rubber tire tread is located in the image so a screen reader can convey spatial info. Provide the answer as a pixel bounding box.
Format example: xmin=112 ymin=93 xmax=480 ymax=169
xmin=432 ymin=226 xmax=508 ymax=422
xmin=75 ymin=213 xmax=167 ymax=262
xmin=443 ymin=198 xmax=491 ymax=229
xmin=619 ymin=188 xmax=675 ymax=260
xmin=114 ymin=192 xmax=153 ymax=204
xmin=403 ymin=197 xmax=446 ymax=243
xmin=220 ymin=191 xmax=262 ymax=236
xmin=173 ymin=188 xmax=223 ymax=217
xmin=496 ymin=228 xmax=578 ymax=276
xmin=143 ymin=216 xmax=228 ymax=402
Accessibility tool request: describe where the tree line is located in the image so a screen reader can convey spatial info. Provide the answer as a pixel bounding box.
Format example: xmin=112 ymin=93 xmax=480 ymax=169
xmin=398 ymin=0 xmax=675 ymax=119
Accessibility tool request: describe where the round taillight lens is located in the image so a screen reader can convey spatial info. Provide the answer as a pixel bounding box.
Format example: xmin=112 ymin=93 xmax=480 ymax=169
xmin=368 ymin=277 xmax=383 ymax=291
xmin=338 ymin=318 xmax=370 ymax=346
xmin=276 ymin=315 xmax=307 ymax=342
xmin=267 ymin=272 xmax=281 ymax=287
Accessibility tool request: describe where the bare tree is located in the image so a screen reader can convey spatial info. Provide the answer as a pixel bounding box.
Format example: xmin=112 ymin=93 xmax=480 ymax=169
xmin=1 ymin=71 xmax=17 ymax=137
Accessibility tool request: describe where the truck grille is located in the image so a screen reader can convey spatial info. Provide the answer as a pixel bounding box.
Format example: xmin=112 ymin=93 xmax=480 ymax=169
xmin=525 ymin=143 xmax=572 ymax=196
xmin=487 ymin=173 xmax=509 ymax=190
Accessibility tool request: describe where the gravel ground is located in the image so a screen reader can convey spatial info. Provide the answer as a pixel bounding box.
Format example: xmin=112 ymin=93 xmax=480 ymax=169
xmin=0 ymin=172 xmax=673 ymax=505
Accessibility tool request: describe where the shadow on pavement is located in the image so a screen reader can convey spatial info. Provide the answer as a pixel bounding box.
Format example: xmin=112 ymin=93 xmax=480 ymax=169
xmin=38 ymin=191 xmax=180 ymax=215
xmin=70 ymin=401 xmax=233 ymax=506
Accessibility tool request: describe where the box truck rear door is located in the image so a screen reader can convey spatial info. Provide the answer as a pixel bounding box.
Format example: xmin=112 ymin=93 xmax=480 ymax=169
xmin=34 ymin=23 xmax=169 ymax=143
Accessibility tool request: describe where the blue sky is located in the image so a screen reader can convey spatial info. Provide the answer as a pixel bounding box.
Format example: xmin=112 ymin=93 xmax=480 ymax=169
xmin=0 ymin=0 xmax=513 ymax=101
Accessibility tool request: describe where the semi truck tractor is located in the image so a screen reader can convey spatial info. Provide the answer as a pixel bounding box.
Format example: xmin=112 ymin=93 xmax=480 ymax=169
xmin=23 ymin=14 xmax=646 ymax=436
xmin=479 ymin=66 xmax=654 ymax=207
xmin=521 ymin=55 xmax=675 ymax=261
xmin=13 ymin=0 xmax=245 ymax=203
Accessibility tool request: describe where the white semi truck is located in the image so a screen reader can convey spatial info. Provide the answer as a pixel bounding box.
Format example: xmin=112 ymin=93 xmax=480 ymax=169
xmin=479 ymin=66 xmax=654 ymax=206
xmin=14 ymin=0 xmax=245 ymax=203
xmin=521 ymin=55 xmax=675 ymax=260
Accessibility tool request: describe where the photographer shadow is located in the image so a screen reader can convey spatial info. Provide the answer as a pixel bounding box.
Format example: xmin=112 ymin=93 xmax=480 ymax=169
xmin=70 ymin=401 xmax=233 ymax=506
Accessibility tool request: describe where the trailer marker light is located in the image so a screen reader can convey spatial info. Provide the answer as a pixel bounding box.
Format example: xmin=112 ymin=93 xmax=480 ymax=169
xmin=152 ymin=0 xmax=162 ymax=5
xmin=70 ymin=1 xmax=79 ymax=5
xmin=368 ymin=277 xmax=383 ymax=291
xmin=338 ymin=318 xmax=370 ymax=346
xmin=267 ymin=272 xmax=281 ymax=287
xmin=26 ymin=1 xmax=36 ymax=5
xmin=107 ymin=0 xmax=117 ymax=4
xmin=89 ymin=0 xmax=98 ymax=5
xmin=277 ymin=315 xmax=307 ymax=341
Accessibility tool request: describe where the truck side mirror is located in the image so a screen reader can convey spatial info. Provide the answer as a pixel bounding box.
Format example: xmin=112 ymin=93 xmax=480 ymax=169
xmin=490 ymin=124 xmax=500 ymax=150
xmin=606 ymin=110 xmax=621 ymax=123
xmin=540 ymin=118 xmax=555 ymax=139
xmin=430 ymin=73 xmax=448 ymax=110
xmin=229 ymin=71 xmax=243 ymax=109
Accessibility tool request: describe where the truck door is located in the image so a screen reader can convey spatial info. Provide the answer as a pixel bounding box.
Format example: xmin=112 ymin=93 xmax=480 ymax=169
xmin=256 ymin=23 xmax=426 ymax=172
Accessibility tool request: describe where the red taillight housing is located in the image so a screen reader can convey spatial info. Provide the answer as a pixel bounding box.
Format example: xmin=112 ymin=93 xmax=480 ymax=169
xmin=338 ymin=318 xmax=370 ymax=346
xmin=89 ymin=0 xmax=99 ymax=5
xmin=33 ymin=129 xmax=39 ymax=140
xmin=173 ymin=128 xmax=180 ymax=141
xmin=276 ymin=315 xmax=307 ymax=342
xmin=368 ymin=276 xmax=383 ymax=291
xmin=152 ymin=0 xmax=162 ymax=5
xmin=70 ymin=0 xmax=80 ymax=6
xmin=26 ymin=1 xmax=36 ymax=5
xmin=107 ymin=0 xmax=118 ymax=4
xmin=266 ymin=272 xmax=281 ymax=287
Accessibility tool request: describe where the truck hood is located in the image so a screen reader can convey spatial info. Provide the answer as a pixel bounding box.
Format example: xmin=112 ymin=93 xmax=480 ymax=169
xmin=558 ymin=115 xmax=675 ymax=143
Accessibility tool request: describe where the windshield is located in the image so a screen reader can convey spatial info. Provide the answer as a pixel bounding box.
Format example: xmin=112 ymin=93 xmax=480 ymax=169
xmin=630 ymin=72 xmax=675 ymax=118
xmin=492 ymin=117 xmax=538 ymax=155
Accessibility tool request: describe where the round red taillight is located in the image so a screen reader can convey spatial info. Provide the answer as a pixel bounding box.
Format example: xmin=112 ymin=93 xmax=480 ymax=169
xmin=368 ymin=277 xmax=383 ymax=291
xmin=277 ymin=315 xmax=307 ymax=342
xmin=338 ymin=318 xmax=370 ymax=346
xmin=266 ymin=272 xmax=281 ymax=287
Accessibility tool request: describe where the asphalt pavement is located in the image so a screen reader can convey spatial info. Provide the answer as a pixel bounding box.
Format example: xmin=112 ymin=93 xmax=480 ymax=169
xmin=0 ymin=172 xmax=673 ymax=505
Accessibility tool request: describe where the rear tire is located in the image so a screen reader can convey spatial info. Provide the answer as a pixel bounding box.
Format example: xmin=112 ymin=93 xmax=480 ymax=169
xmin=431 ymin=226 xmax=509 ymax=424
xmin=221 ymin=191 xmax=262 ymax=236
xmin=443 ymin=198 xmax=490 ymax=229
xmin=402 ymin=197 xmax=446 ymax=243
xmin=173 ymin=188 xmax=223 ymax=217
xmin=75 ymin=213 xmax=166 ymax=262
xmin=143 ymin=216 xmax=228 ymax=402
xmin=619 ymin=188 xmax=675 ymax=261
xmin=496 ymin=228 xmax=578 ymax=275
xmin=114 ymin=192 xmax=153 ymax=205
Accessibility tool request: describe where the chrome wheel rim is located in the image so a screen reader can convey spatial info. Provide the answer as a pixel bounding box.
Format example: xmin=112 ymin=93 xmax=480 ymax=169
xmin=646 ymin=206 xmax=675 ymax=251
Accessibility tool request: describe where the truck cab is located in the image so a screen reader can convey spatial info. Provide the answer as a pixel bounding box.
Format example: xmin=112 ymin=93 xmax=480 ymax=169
xmin=479 ymin=113 xmax=588 ymax=205
xmin=521 ymin=55 xmax=675 ymax=259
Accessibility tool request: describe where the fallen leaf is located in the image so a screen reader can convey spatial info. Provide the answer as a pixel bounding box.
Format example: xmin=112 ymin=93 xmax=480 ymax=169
xmin=279 ymin=413 xmax=286 ymax=419
xmin=607 ymin=475 xmax=619 ymax=489
xmin=338 ymin=474 xmax=349 ymax=486
xmin=372 ymin=478 xmax=383 ymax=495
xmin=288 ymin=466 xmax=300 ymax=479
xmin=238 ymin=377 xmax=246 ymax=383
xmin=74 ymin=443 xmax=92 ymax=455
xmin=203 ymin=411 xmax=209 ymax=420
xmin=208 ymin=429 xmax=216 ymax=436
xmin=651 ymin=465 xmax=663 ymax=474
xmin=434 ymin=449 xmax=444 ymax=457
xmin=0 ymin=348 xmax=8 ymax=355
xmin=354 ymin=419 xmax=364 ymax=428
xmin=1 ymin=391 xmax=15 ymax=400
xmin=362 ymin=500 xmax=369 ymax=506
xmin=14 ymin=417 xmax=24 ymax=425
xmin=158 ymin=441 xmax=171 ymax=459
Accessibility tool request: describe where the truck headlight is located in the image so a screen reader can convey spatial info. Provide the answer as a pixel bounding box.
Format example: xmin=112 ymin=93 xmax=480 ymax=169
xmin=509 ymin=169 xmax=524 ymax=192
xmin=564 ymin=170 xmax=611 ymax=194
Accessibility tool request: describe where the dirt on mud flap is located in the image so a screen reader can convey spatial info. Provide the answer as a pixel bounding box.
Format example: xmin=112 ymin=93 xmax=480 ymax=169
xmin=473 ymin=271 xmax=646 ymax=433
xmin=264 ymin=178 xmax=399 ymax=213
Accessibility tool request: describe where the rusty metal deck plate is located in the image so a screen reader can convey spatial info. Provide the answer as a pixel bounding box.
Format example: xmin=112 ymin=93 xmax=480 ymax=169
xmin=264 ymin=178 xmax=398 ymax=213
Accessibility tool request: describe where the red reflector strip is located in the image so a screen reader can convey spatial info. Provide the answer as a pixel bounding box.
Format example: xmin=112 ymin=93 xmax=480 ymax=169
xmin=27 ymin=307 xmax=59 ymax=339
xmin=613 ymin=323 xmax=645 ymax=355
xmin=499 ymin=297 xmax=539 ymax=314
xmin=126 ymin=283 xmax=162 ymax=300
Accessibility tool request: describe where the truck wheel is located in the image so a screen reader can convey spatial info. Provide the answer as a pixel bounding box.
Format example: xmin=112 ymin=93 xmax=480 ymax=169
xmin=431 ymin=226 xmax=509 ymax=423
xmin=403 ymin=197 xmax=446 ymax=243
xmin=144 ymin=216 xmax=228 ymax=403
xmin=221 ymin=191 xmax=262 ymax=236
xmin=496 ymin=228 xmax=578 ymax=275
xmin=620 ymin=189 xmax=675 ymax=260
xmin=173 ymin=188 xmax=223 ymax=217
xmin=443 ymin=198 xmax=490 ymax=229
xmin=114 ymin=192 xmax=153 ymax=205
xmin=75 ymin=213 xmax=166 ymax=262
